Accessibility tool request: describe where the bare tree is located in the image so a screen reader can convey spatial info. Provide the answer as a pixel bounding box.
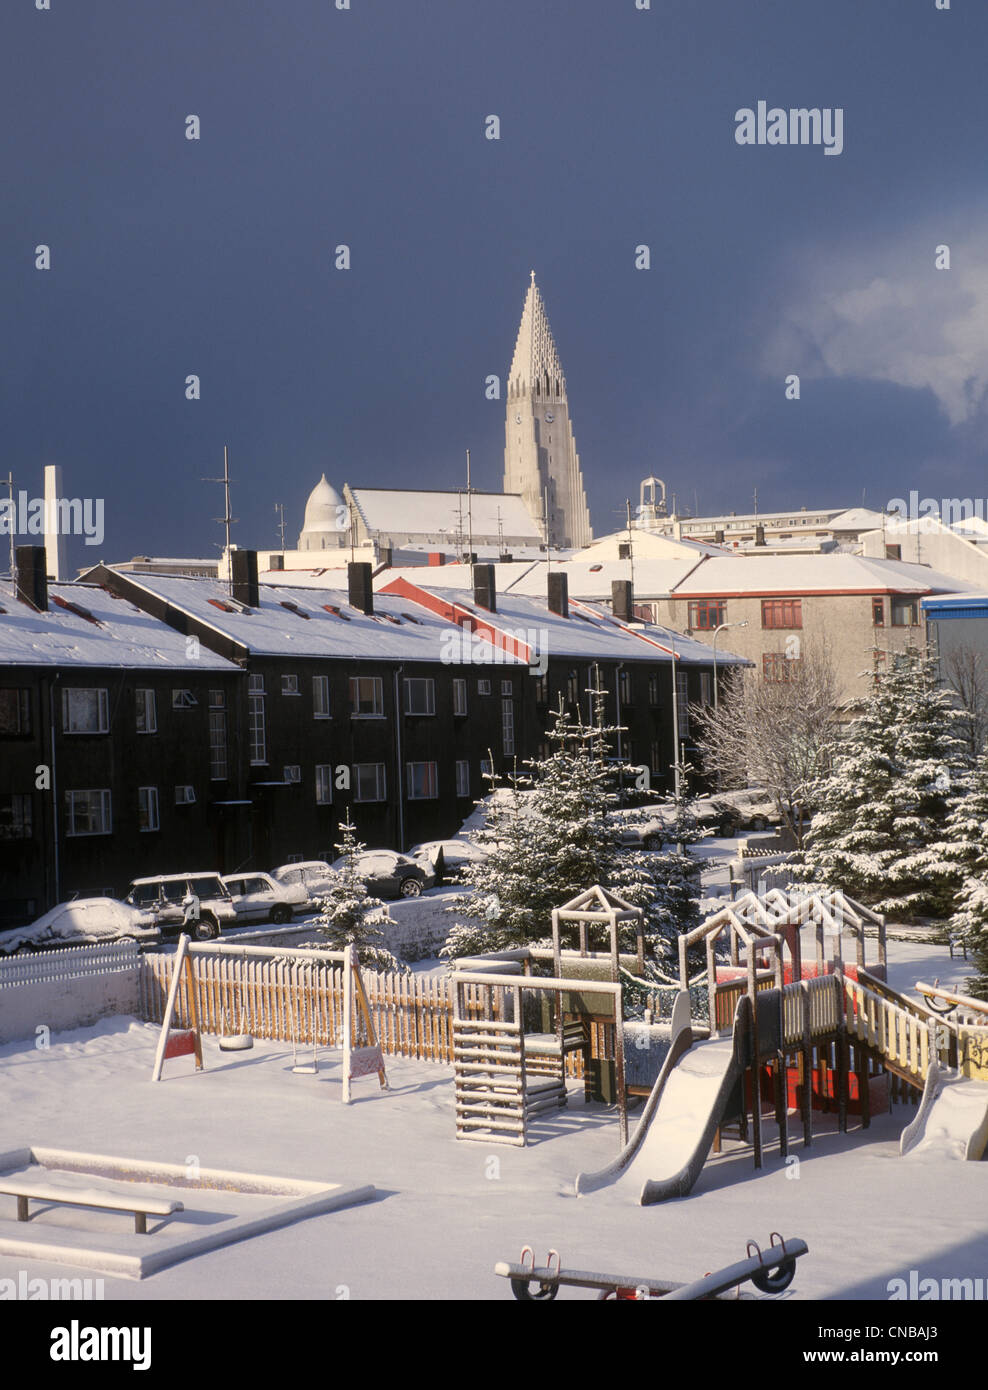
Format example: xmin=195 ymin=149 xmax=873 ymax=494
xmin=692 ymin=643 xmax=842 ymax=847
xmin=942 ymin=642 xmax=988 ymax=759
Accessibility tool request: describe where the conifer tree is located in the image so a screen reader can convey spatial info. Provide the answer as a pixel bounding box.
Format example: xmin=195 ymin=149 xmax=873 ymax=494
xmin=937 ymin=751 xmax=988 ymax=947
xmin=313 ymin=814 xmax=407 ymax=972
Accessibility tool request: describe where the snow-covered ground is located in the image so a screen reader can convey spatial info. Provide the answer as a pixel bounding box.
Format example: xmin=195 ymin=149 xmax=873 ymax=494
xmin=0 ymin=935 xmax=985 ymax=1301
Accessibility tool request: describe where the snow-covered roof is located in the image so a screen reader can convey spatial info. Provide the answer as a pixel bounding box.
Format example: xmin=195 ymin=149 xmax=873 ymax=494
xmin=92 ymin=571 xmax=502 ymax=664
xmin=669 ymin=554 xmax=968 ymax=596
xmin=0 ymin=581 xmax=237 ymax=670
xmin=381 ymin=578 xmax=748 ymax=666
xmin=346 ymin=487 xmax=542 ymax=542
xmin=826 ymin=507 xmax=890 ymax=531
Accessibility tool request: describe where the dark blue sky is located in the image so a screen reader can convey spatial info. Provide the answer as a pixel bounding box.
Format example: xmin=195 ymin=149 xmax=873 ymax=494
xmin=3 ymin=0 xmax=986 ymax=569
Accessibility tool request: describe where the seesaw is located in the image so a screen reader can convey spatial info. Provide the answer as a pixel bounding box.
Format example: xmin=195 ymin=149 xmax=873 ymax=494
xmin=495 ymin=1234 xmax=808 ymax=1301
xmin=915 ymin=980 xmax=988 ymax=1018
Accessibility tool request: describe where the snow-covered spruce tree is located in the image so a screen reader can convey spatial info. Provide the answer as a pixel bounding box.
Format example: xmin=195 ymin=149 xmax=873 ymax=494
xmin=935 ymin=751 xmax=988 ymax=948
xmin=441 ymin=683 xmax=703 ymax=966
xmin=798 ymin=646 xmax=968 ymax=918
xmin=312 ymin=815 xmax=407 ymax=972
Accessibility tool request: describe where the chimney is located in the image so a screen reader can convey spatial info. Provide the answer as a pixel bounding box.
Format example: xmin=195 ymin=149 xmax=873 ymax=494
xmin=612 ymin=579 xmax=633 ymax=622
xmin=348 ymin=561 xmax=374 ymax=615
xmin=427 ymin=552 xmax=445 ymax=567
xmin=754 ymin=524 xmax=766 ymax=547
xmin=714 ymin=528 xmax=725 ymax=544
xmin=379 ymin=546 xmax=393 ymax=569
xmin=499 ymin=553 xmax=513 ymax=564
xmin=15 ymin=545 xmax=48 ymax=612
xmin=231 ymin=548 xmax=260 ymax=608
xmin=548 ymin=571 xmax=569 ymax=619
xmin=473 ymin=563 xmax=496 ymax=613
xmin=269 ymin=554 xmax=285 ymax=572
xmin=43 ymin=465 xmax=68 ymax=581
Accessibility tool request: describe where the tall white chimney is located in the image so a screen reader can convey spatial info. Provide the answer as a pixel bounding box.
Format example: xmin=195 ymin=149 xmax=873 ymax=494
xmin=43 ymin=465 xmax=68 ymax=581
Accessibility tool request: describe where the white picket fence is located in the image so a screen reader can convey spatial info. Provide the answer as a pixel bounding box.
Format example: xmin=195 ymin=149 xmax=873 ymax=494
xmin=0 ymin=939 xmax=142 ymax=989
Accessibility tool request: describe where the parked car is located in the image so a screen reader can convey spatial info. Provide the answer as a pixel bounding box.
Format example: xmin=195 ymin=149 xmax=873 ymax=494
xmin=221 ymin=872 xmax=302 ymax=925
xmin=269 ymin=861 xmax=338 ymax=909
xmin=611 ymin=796 xmax=741 ymax=849
xmin=332 ymin=850 xmax=434 ymax=899
xmin=709 ymin=787 xmax=781 ymax=832
xmin=0 ymin=897 xmax=161 ymax=955
xmin=409 ymin=840 xmax=487 ymax=882
xmin=125 ymin=872 xmax=237 ymax=940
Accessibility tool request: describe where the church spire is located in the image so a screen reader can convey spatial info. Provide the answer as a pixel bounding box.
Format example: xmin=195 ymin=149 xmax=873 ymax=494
xmin=503 ymin=273 xmax=592 ymax=549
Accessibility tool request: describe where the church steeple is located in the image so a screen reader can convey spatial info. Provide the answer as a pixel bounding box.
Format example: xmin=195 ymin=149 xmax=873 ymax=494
xmin=503 ymin=273 xmax=592 ymax=549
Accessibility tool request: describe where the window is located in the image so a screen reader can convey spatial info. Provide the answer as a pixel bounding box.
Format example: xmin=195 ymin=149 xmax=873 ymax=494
xmin=138 ymin=787 xmax=159 ymax=832
xmin=891 ymin=597 xmax=919 ymax=627
xmin=500 ymin=679 xmax=513 ymax=696
xmin=676 ymin=672 xmax=689 ymax=737
xmin=872 ymin=597 xmax=885 ymax=627
xmin=886 ymin=544 xmax=902 ymax=561
xmin=618 ymin=670 xmax=633 ymax=705
xmin=566 ymin=669 xmax=579 ymax=705
xmin=284 ymin=765 xmax=302 ymax=784
xmin=650 ymin=741 xmax=662 ymax=774
xmin=171 ymin=689 xmax=198 ymax=709
xmin=312 ymin=675 xmax=330 ymax=718
xmin=62 ymin=688 xmax=109 ymax=734
xmin=248 ymin=675 xmax=266 ymax=765
xmin=534 ymin=674 xmax=548 ymax=705
xmin=0 ymin=689 xmax=31 ymax=735
xmin=65 ymin=789 xmax=111 ymax=836
xmin=0 ymin=793 xmax=32 ymax=840
xmin=404 ymin=677 xmax=436 ymax=715
xmin=135 ymin=688 xmax=157 ymax=734
xmin=699 ymin=672 xmax=713 ymax=706
xmin=453 ymin=678 xmax=467 ymax=716
xmin=350 ymin=676 xmax=384 ymax=717
xmin=315 ymin=764 xmax=333 ymax=805
xmin=281 ymin=674 xmax=300 ymax=696
xmin=455 ymin=760 xmax=470 ymax=797
xmin=209 ymin=708 xmax=227 ymax=780
xmin=354 ymin=763 xmax=387 ymax=802
xmin=478 ymin=679 xmax=492 ymax=696
xmin=648 ymin=673 xmax=660 ymax=706
xmin=761 ymin=599 xmax=802 ymax=630
xmin=688 ymin=599 xmax=726 ymax=630
xmin=175 ymin=785 xmax=196 ymax=804
xmin=406 ymin=761 xmax=439 ymax=800
xmin=209 ymin=689 xmax=225 ymax=708
xmin=763 ymin=653 xmax=802 ymax=682
xmin=502 ymin=697 xmax=515 ymax=755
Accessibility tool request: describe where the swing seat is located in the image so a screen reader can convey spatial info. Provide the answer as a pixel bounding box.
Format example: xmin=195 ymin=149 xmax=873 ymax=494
xmin=219 ymin=1033 xmax=254 ymax=1051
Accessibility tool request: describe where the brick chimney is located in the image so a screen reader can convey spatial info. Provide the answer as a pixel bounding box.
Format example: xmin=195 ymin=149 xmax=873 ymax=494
xmin=612 ymin=579 xmax=633 ymax=622
xmin=348 ymin=561 xmax=374 ymax=615
xmin=473 ymin=563 xmax=496 ymax=613
xmin=15 ymin=545 xmax=48 ymax=612
xmin=548 ymin=571 xmax=569 ymax=619
xmin=230 ymin=549 xmax=260 ymax=608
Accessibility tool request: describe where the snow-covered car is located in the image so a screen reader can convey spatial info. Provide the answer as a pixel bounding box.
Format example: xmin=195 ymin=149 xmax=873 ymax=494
xmin=0 ymin=897 xmax=161 ymax=954
xmin=709 ymin=788 xmax=781 ymax=831
xmin=125 ymin=872 xmax=237 ymax=940
xmin=221 ymin=872 xmax=303 ymax=925
xmin=269 ymin=861 xmax=338 ymax=909
xmin=610 ymin=805 xmax=678 ymax=850
xmin=409 ymin=840 xmax=487 ymax=882
xmin=332 ymin=850 xmax=435 ymax=899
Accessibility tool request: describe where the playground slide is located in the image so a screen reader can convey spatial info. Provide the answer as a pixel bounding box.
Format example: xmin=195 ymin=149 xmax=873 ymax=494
xmin=575 ymin=992 xmax=743 ymax=1205
xmin=900 ymin=1058 xmax=988 ymax=1162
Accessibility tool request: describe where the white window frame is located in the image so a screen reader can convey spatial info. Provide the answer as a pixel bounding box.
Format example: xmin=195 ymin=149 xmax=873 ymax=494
xmin=354 ymin=763 xmax=387 ymax=802
xmin=249 ymin=677 xmax=266 ymax=765
xmin=350 ymin=676 xmax=384 ymax=718
xmin=315 ymin=764 xmax=333 ymax=805
xmin=283 ymin=765 xmax=302 ymax=784
xmin=209 ymin=709 xmax=227 ymax=780
xmin=406 ymin=761 xmax=439 ymax=800
xmin=138 ymin=786 xmax=159 ymax=832
xmin=312 ymin=675 xmax=331 ymax=719
xmin=171 ymin=689 xmax=199 ymax=709
xmin=175 ymin=785 xmax=196 ymax=804
xmin=403 ymin=677 xmax=436 ymax=716
xmin=676 ymin=671 xmax=689 ymax=738
xmin=501 ymin=697 xmax=515 ymax=755
xmin=65 ymin=789 xmax=112 ymax=836
xmin=452 ymin=678 xmax=467 ymax=716
xmin=478 ymin=679 xmax=492 ymax=696
xmin=500 ymin=679 xmax=513 ymax=696
xmin=281 ymin=674 xmax=300 ymax=696
xmin=62 ymin=688 xmax=109 ymax=735
xmin=455 ymin=760 xmax=470 ymax=797
xmin=135 ymin=688 xmax=157 ymax=734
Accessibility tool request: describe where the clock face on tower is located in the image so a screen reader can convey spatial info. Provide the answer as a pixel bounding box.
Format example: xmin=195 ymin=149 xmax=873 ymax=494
xmin=544 ymin=411 xmax=554 ymax=423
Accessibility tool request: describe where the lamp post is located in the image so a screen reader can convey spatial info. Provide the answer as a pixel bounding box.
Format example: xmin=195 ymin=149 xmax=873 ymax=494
xmin=712 ymin=620 xmax=749 ymax=711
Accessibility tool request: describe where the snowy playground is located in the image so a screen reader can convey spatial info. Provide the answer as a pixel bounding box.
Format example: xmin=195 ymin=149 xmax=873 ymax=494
xmin=1 ymin=911 xmax=987 ymax=1302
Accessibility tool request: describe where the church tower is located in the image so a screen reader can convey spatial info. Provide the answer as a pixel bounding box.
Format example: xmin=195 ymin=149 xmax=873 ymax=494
xmin=503 ymin=272 xmax=592 ymax=549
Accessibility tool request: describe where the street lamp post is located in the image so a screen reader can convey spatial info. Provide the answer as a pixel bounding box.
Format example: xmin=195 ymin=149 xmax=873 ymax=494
xmin=712 ymin=620 xmax=749 ymax=711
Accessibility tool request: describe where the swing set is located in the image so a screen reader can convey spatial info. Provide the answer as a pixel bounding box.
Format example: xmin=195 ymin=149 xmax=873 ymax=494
xmin=151 ymin=935 xmax=389 ymax=1103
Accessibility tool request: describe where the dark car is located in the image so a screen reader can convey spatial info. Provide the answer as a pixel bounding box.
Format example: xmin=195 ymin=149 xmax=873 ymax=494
xmin=332 ymin=850 xmax=435 ymax=899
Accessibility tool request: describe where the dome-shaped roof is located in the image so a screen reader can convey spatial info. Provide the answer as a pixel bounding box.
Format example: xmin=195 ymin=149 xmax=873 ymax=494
xmin=302 ymin=474 xmax=344 ymax=533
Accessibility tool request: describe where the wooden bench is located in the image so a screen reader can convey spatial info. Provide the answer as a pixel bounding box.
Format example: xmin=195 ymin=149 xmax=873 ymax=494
xmin=0 ymin=1177 xmax=184 ymax=1235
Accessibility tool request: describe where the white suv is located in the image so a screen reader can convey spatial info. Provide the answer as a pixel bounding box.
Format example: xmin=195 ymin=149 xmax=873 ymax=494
xmin=125 ymin=872 xmax=237 ymax=940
